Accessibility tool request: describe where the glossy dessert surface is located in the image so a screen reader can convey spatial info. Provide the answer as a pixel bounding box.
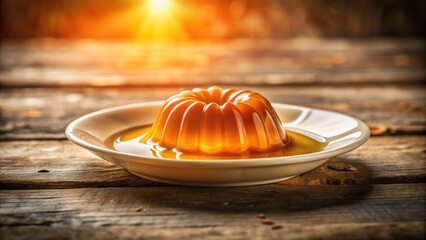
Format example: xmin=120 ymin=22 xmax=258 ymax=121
xmin=142 ymin=86 xmax=288 ymax=155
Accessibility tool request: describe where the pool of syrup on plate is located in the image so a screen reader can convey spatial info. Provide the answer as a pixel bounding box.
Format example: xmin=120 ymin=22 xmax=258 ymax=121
xmin=105 ymin=125 xmax=328 ymax=160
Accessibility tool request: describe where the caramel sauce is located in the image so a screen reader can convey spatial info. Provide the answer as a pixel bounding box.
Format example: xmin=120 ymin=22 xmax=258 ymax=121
xmin=105 ymin=125 xmax=328 ymax=160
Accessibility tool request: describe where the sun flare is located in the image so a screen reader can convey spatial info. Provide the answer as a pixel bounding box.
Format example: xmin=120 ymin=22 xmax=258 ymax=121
xmin=134 ymin=0 xmax=186 ymax=41
xmin=148 ymin=0 xmax=171 ymax=14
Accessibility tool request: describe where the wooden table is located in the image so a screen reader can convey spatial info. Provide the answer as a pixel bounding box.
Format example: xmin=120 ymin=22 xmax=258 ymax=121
xmin=1 ymin=39 xmax=425 ymax=239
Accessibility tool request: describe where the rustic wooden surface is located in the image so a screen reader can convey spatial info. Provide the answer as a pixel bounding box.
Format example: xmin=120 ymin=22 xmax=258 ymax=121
xmin=1 ymin=85 xmax=425 ymax=140
xmin=1 ymin=39 xmax=425 ymax=87
xmin=0 ymin=39 xmax=425 ymax=240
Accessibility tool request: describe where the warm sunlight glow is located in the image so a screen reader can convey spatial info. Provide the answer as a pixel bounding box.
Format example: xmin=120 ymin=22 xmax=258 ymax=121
xmin=133 ymin=0 xmax=186 ymax=41
xmin=148 ymin=0 xmax=170 ymax=14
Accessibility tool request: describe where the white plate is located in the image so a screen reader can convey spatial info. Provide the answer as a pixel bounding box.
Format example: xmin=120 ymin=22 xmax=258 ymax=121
xmin=65 ymin=102 xmax=370 ymax=187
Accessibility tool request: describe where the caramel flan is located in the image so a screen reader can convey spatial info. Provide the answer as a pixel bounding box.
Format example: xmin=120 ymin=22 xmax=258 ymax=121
xmin=142 ymin=86 xmax=288 ymax=154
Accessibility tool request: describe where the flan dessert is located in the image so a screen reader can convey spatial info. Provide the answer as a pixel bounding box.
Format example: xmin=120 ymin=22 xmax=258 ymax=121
xmin=142 ymin=86 xmax=288 ymax=154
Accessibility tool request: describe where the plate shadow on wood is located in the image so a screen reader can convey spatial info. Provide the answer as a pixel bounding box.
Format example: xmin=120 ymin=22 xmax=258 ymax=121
xmin=126 ymin=158 xmax=373 ymax=214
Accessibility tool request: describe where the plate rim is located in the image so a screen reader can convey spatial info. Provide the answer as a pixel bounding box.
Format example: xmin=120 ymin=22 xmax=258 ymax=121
xmin=65 ymin=101 xmax=370 ymax=168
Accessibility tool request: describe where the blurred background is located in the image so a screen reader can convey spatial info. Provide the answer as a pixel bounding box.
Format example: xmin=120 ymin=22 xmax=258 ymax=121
xmin=1 ymin=0 xmax=425 ymax=40
xmin=0 ymin=0 xmax=425 ymax=87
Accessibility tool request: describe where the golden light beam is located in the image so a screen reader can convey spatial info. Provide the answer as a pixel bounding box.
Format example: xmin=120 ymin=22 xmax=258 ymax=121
xmin=137 ymin=0 xmax=187 ymax=41
xmin=148 ymin=0 xmax=171 ymax=14
xmin=86 ymin=0 xmax=188 ymax=42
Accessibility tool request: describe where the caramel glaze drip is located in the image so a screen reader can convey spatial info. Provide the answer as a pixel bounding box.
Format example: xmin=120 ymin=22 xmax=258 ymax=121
xmin=142 ymin=86 xmax=288 ymax=155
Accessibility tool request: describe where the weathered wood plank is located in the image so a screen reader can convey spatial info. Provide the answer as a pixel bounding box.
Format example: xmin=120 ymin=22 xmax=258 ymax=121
xmin=3 ymin=39 xmax=424 ymax=52
xmin=1 ymin=39 xmax=424 ymax=240
xmin=1 ymin=222 xmax=424 ymax=240
xmin=0 ymin=136 xmax=424 ymax=189
xmin=1 ymin=67 xmax=423 ymax=87
xmin=0 ymin=184 xmax=424 ymax=228
xmin=1 ymin=39 xmax=424 ymax=87
xmin=1 ymin=85 xmax=424 ymax=140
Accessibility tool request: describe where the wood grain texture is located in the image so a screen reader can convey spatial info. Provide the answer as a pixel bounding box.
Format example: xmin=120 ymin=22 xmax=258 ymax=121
xmin=1 ymin=39 xmax=425 ymax=239
xmin=1 ymin=137 xmax=424 ymax=189
xmin=0 ymin=184 xmax=426 ymax=238
xmin=1 ymin=39 xmax=424 ymax=87
xmin=1 ymin=85 xmax=425 ymax=140
xmin=1 ymin=222 xmax=425 ymax=240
